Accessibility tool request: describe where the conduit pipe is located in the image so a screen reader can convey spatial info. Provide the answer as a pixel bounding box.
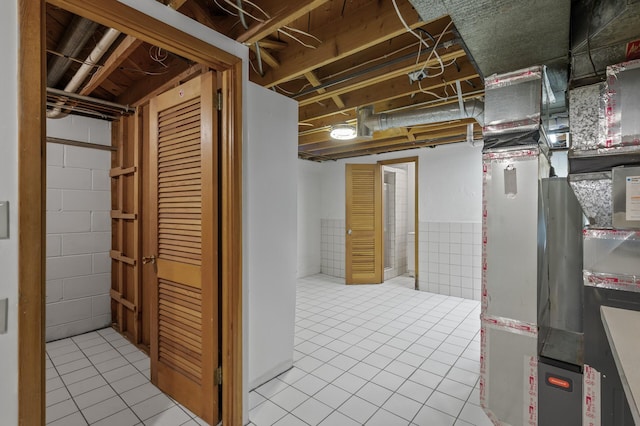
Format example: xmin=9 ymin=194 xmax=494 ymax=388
xmin=360 ymin=99 xmax=485 ymax=135
xmin=47 ymin=28 xmax=121 ymax=119
xmin=47 ymin=16 xmax=100 ymax=87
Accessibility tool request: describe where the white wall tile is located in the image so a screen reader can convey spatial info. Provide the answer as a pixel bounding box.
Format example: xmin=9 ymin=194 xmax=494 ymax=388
xmin=46 ymin=298 xmax=92 ymax=327
xmin=92 ymin=252 xmax=111 ymax=274
xmin=91 ymin=211 xmax=111 ymax=232
xmin=46 ymin=280 xmax=63 ymax=304
xmin=62 ymin=232 xmax=110 ymax=256
xmin=47 ymin=235 xmax=62 ymax=257
xmin=63 ymin=273 xmax=110 ymax=300
xmin=47 ymin=143 xmax=64 ymax=167
xmin=46 ymin=254 xmax=93 ymax=280
xmin=64 ymin=146 xmax=111 ymax=170
xmin=47 ymin=189 xmax=62 ymax=211
xmin=47 ymin=212 xmax=92 ymax=233
xmin=62 ymin=190 xmax=111 ymax=211
xmin=92 ymin=170 xmax=110 ymax=191
xmin=47 ymin=166 xmax=92 ymax=190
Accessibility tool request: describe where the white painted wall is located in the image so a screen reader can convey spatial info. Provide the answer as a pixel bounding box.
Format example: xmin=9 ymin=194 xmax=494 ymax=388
xmin=0 ymin=0 xmax=18 ymax=423
xmin=46 ymin=116 xmax=112 ymax=342
xmin=246 ymin=83 xmax=298 ymax=390
xmin=297 ymin=160 xmax=323 ymax=278
xmin=317 ymin=143 xmax=483 ymax=222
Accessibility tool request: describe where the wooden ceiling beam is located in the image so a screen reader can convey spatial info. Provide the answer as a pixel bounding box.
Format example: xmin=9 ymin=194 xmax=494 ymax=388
xmin=252 ymin=0 xmax=424 ymax=88
xmin=258 ymin=39 xmax=288 ymax=50
xmin=249 ymin=44 xmax=280 ymax=69
xmin=79 ymin=37 xmax=143 ymax=96
xmin=305 ymin=124 xmax=474 ymax=155
xmin=299 ymin=58 xmax=480 ymax=122
xmin=319 ymin=135 xmax=473 ymax=161
xmin=116 ymin=63 xmax=205 ymax=106
xmin=304 ymin=71 xmax=345 ymax=109
xmin=78 ymin=0 xmax=192 ymax=97
xmin=236 ymin=0 xmax=331 ymax=44
xmin=298 ymin=49 xmax=466 ymax=107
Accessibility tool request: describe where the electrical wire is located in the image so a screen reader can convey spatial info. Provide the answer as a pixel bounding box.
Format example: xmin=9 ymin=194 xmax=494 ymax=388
xmin=46 ymin=49 xmax=102 ymax=68
xmin=277 ymin=28 xmax=318 ymax=49
xmin=283 ymin=26 xmax=322 ymax=45
xmin=391 ymin=0 xmax=430 ymax=50
xmin=416 ymin=20 xmax=454 ymax=79
xmin=149 ymin=45 xmax=169 ymax=68
xmin=213 ymin=0 xmax=237 ymax=16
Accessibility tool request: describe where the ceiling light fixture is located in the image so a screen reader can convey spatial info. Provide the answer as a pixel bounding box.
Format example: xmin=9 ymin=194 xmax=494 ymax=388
xmin=329 ymin=123 xmax=357 ymax=140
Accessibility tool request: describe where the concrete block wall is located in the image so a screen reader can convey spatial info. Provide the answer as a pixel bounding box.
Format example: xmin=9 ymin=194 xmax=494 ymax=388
xmin=46 ymin=116 xmax=112 ymax=342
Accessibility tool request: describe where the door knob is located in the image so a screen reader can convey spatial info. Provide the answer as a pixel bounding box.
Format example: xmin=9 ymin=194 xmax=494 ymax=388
xmin=142 ymin=255 xmax=156 ymax=265
xmin=347 ymin=229 xmax=352 ymax=235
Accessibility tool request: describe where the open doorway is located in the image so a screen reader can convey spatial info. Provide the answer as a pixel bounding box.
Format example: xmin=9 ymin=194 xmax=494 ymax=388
xmin=18 ymin=0 xmax=243 ymax=424
xmin=379 ymin=157 xmax=419 ymax=289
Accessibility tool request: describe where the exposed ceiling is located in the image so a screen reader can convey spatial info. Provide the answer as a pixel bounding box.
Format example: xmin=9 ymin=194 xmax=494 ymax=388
xmin=45 ymin=0 xmax=640 ymax=162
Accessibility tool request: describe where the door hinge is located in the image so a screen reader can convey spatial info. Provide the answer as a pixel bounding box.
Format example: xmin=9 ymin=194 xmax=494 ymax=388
xmin=216 ymin=92 xmax=223 ymax=111
xmin=214 ymin=366 xmax=222 ymax=386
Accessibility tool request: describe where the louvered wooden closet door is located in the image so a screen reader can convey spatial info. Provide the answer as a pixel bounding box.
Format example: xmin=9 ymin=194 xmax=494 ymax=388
xmin=345 ymin=164 xmax=383 ymax=284
xmin=149 ymin=72 xmax=219 ymax=425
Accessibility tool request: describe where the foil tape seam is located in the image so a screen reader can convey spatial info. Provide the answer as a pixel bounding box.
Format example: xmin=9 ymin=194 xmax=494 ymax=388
xmin=481 ymin=314 xmax=538 ymax=337
xmin=583 ymin=229 xmax=640 ymax=240
xmin=485 ymin=67 xmax=543 ymax=89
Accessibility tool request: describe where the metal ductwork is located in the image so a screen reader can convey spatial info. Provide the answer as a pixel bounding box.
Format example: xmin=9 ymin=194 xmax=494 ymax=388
xmin=47 ymin=16 xmax=100 ymax=88
xmin=357 ymin=98 xmax=484 ymax=137
xmin=47 ymin=28 xmax=122 ymax=119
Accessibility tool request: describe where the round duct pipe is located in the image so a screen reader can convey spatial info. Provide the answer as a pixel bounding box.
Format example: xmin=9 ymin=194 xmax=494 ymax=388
xmin=360 ymin=99 xmax=484 ymax=134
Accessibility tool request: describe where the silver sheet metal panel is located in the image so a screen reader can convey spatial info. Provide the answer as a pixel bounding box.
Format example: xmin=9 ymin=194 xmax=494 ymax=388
xmin=583 ymin=229 xmax=640 ymax=278
xmin=480 ymin=324 xmax=538 ymax=426
xmin=483 ymin=151 xmax=547 ymax=324
xmin=543 ymin=178 xmax=584 ymax=333
xmin=605 ymin=60 xmax=640 ymax=148
xmin=483 ymin=67 xmax=543 ymax=136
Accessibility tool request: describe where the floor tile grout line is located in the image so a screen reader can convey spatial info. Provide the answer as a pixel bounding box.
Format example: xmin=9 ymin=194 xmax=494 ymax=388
xmin=45 ymin=340 xmax=93 ymax=426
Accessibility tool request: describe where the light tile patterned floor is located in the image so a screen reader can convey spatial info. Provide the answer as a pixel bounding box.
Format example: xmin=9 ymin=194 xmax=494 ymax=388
xmin=46 ymin=273 xmax=490 ymax=426
xmin=45 ymin=328 xmax=207 ymax=425
xmin=249 ymin=274 xmax=490 ymax=426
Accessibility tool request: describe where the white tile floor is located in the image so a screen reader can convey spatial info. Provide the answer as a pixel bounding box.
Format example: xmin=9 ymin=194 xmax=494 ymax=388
xmin=248 ymin=274 xmax=490 ymax=426
xmin=46 ymin=328 xmax=207 ymax=425
xmin=46 ymin=273 xmax=490 ymax=426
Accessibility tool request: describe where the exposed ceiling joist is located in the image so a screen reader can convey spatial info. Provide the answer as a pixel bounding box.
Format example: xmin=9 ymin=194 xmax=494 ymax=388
xmin=304 ymin=71 xmax=345 ymax=109
xmin=298 ymin=59 xmax=479 ymax=123
xmin=80 ymin=36 xmax=142 ymax=96
xmin=253 ymin=0 xmax=424 ymax=88
xmin=236 ymin=0 xmax=331 ymax=44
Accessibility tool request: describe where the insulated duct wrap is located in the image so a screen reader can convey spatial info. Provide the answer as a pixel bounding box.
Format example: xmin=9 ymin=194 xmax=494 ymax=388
xmin=569 ymin=172 xmax=612 ymax=228
xmin=569 ymin=83 xmax=605 ymax=151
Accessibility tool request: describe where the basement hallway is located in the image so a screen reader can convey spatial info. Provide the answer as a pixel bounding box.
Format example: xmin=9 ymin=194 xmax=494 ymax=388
xmin=46 ymin=275 xmax=489 ymax=425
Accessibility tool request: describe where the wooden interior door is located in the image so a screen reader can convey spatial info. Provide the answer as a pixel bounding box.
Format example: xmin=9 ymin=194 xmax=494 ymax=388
xmin=148 ymin=72 xmax=219 ymax=425
xmin=345 ymin=163 xmax=383 ymax=284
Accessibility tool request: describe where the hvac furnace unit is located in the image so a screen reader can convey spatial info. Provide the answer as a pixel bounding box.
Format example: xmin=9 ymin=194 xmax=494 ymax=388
xmin=569 ymin=59 xmax=640 ymax=426
xmin=482 ymin=60 xmax=640 ymax=426
xmin=481 ymin=67 xmax=585 ymax=426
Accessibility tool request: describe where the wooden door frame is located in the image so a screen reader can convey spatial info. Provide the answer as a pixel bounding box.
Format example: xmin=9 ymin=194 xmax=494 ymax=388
xmin=18 ymin=0 xmax=244 ymax=424
xmin=378 ymin=157 xmax=419 ymax=289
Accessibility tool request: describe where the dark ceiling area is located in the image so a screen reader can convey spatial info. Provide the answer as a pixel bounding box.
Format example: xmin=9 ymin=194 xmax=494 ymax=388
xmin=45 ymin=0 xmax=640 ymax=161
